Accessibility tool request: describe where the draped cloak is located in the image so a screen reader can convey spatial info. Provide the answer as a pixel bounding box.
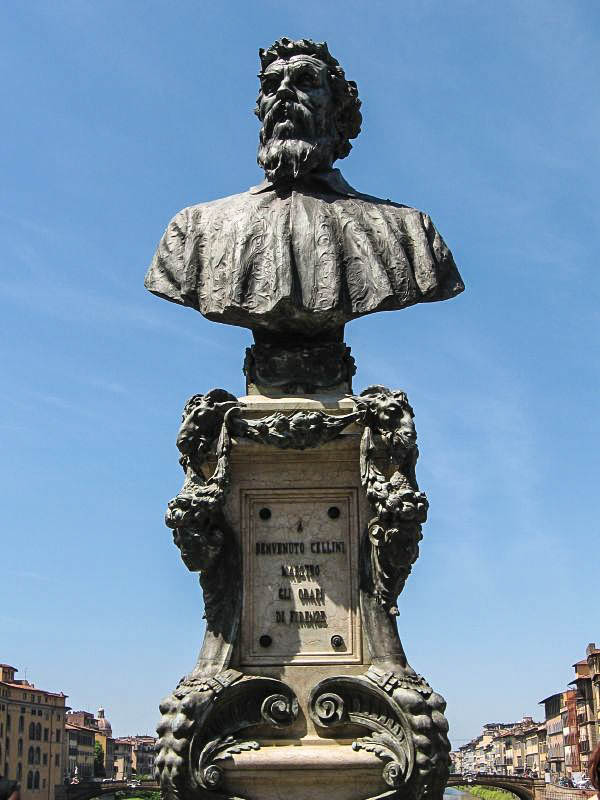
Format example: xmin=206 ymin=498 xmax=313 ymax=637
xmin=145 ymin=169 xmax=464 ymax=336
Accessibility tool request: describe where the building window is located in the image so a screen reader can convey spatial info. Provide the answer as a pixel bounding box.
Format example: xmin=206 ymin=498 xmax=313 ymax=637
xmin=35 ymin=747 xmax=40 ymax=764
xmin=27 ymin=772 xmax=33 ymax=790
xmin=43 ymin=729 xmax=48 ymax=742
xmin=29 ymin=722 xmax=35 ymax=739
xmin=56 ymin=730 xmax=60 ymax=743
xmin=42 ymin=780 xmax=45 ymax=789
xmin=19 ymin=716 xmax=24 ymax=733
xmin=34 ymin=770 xmax=40 ymax=789
xmin=18 ymin=739 xmax=23 ymax=756
xmin=35 ymin=723 xmax=41 ymax=740
xmin=28 ymin=747 xmax=34 ymax=764
xmin=43 ymin=753 xmax=47 ymax=766
xmin=17 ymin=764 xmax=22 ymax=781
xmin=54 ymin=754 xmax=59 ymax=767
xmin=6 ymin=714 xmax=11 ymax=731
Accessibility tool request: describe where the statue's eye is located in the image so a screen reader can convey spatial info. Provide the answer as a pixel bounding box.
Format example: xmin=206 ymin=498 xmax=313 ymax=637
xmin=261 ymin=79 xmax=279 ymax=96
xmin=297 ymin=71 xmax=317 ymax=89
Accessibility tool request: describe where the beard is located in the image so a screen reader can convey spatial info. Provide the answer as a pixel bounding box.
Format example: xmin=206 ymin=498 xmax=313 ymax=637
xmin=258 ymin=137 xmax=333 ymax=182
xmin=257 ymin=98 xmax=335 ymax=182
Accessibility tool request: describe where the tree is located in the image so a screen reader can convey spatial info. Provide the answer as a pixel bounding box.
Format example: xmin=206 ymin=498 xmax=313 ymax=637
xmin=94 ymin=742 xmax=106 ymax=778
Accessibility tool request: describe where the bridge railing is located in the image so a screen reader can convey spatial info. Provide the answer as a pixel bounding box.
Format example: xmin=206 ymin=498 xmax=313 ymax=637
xmin=449 ymin=774 xmax=595 ymax=800
xmin=450 ymin=773 xmax=535 ymax=783
xmin=542 ymin=788 xmax=595 ymax=800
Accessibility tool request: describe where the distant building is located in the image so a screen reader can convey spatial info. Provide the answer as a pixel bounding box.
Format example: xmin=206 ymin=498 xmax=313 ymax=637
xmin=450 ymin=640 xmax=600 ymax=783
xmin=540 ymin=692 xmax=565 ymax=779
xmin=94 ymin=708 xmax=114 ymax=779
xmin=64 ymin=723 xmax=95 ymax=780
xmin=561 ymin=689 xmax=580 ymax=776
xmin=524 ymin=724 xmax=546 ymax=776
xmin=113 ymin=739 xmax=133 ymax=781
xmin=0 ymin=663 xmax=68 ymax=800
xmin=454 ymin=717 xmax=543 ymax=777
xmin=450 ymin=750 xmax=462 ymax=773
xmin=117 ymin=736 xmax=156 ymax=778
xmin=65 ymin=707 xmax=114 ymax=779
xmin=568 ymin=643 xmax=600 ymax=776
xmin=540 ymin=642 xmax=600 ymax=783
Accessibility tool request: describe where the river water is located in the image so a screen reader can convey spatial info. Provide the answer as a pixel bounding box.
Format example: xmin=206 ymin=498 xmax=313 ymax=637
xmin=445 ymin=788 xmax=475 ymax=800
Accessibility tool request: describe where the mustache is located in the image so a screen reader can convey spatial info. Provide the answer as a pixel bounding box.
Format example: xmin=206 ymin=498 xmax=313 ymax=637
xmin=260 ymin=99 xmax=316 ymax=142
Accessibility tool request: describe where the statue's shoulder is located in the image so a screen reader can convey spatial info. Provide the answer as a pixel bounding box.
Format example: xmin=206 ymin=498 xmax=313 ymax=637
xmin=350 ymin=190 xmax=428 ymax=219
xmin=342 ymin=191 xmax=444 ymax=237
xmin=167 ymin=189 xmax=253 ymax=227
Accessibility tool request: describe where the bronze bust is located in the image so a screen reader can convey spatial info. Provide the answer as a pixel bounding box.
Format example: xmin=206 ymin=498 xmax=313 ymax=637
xmin=145 ymin=38 xmax=464 ymax=389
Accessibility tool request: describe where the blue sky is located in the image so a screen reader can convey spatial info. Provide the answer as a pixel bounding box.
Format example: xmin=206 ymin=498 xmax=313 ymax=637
xmin=1 ymin=1 xmax=599 ymax=745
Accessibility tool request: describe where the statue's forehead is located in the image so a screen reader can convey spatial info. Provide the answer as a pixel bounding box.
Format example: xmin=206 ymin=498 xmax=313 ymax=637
xmin=263 ymin=54 xmax=327 ymax=74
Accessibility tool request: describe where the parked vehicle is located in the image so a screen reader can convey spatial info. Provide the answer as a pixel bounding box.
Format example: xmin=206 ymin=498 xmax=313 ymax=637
xmin=574 ymin=779 xmax=593 ymax=789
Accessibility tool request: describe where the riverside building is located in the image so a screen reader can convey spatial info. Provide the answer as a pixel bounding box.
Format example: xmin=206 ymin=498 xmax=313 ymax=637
xmin=0 ymin=663 xmax=67 ymax=800
xmin=65 ymin=707 xmax=114 ymax=779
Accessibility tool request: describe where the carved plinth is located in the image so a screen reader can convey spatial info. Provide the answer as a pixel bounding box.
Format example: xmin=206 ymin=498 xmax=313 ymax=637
xmin=244 ymin=340 xmax=356 ymax=394
xmin=156 ymin=388 xmax=450 ymax=800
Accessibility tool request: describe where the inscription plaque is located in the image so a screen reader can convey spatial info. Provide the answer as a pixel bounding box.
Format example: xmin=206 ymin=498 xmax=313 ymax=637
xmin=241 ymin=487 xmax=361 ymax=665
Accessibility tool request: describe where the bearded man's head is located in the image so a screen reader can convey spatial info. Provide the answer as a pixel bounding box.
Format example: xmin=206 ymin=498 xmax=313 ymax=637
xmin=255 ymin=37 xmax=362 ymax=183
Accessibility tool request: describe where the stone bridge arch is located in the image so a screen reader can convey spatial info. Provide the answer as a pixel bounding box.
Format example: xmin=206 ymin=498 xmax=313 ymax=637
xmin=447 ymin=774 xmax=546 ymax=800
xmin=55 ymin=781 xmax=159 ymax=800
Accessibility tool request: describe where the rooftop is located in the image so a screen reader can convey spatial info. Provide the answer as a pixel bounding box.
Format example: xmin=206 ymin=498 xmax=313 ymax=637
xmin=0 ymin=680 xmax=67 ymax=698
xmin=66 ymin=722 xmax=97 ymax=733
xmin=539 ymin=692 xmax=563 ymax=704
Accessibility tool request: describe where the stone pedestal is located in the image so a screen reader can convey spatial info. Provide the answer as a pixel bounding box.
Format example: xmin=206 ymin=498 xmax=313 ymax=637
xmin=155 ymin=389 xmax=450 ymax=800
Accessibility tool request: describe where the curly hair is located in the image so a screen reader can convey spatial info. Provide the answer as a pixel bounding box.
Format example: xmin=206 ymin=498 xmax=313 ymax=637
xmin=256 ymin=37 xmax=362 ymax=161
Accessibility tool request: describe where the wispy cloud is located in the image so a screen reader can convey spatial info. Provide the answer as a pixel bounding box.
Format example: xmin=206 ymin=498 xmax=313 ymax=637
xmin=13 ymin=571 xmax=50 ymax=581
xmin=86 ymin=377 xmax=130 ymax=396
xmin=0 ymin=278 xmax=231 ymax=352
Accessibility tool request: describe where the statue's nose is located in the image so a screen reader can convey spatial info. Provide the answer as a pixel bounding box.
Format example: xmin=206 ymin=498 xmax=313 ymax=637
xmin=276 ymin=76 xmax=296 ymax=101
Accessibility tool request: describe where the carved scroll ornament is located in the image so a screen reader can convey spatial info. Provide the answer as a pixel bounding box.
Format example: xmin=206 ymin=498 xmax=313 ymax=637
xmin=309 ymin=675 xmax=414 ymax=790
xmin=156 ymin=670 xmax=298 ymax=800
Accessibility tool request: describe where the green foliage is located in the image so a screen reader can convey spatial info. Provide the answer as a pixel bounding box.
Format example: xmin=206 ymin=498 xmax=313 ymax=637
xmin=94 ymin=742 xmax=106 ymax=778
xmin=117 ymin=793 xmax=160 ymax=800
xmin=456 ymin=786 xmax=519 ymax=800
